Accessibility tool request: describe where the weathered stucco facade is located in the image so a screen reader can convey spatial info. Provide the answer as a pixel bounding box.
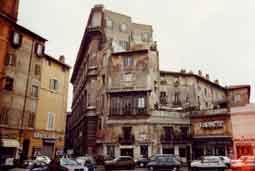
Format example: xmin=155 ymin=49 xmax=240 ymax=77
xmin=68 ymin=4 xmax=252 ymax=161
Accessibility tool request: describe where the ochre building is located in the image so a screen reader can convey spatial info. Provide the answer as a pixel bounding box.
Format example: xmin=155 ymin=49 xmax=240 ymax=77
xmin=0 ymin=0 xmax=70 ymax=160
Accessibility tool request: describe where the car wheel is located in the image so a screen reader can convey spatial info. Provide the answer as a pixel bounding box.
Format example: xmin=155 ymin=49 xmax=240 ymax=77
xmin=149 ymin=166 xmax=154 ymax=171
xmin=139 ymin=162 xmax=144 ymax=167
xmin=191 ymin=167 xmax=197 ymax=171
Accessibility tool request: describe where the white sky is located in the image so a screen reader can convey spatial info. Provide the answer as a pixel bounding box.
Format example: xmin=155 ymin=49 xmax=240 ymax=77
xmin=18 ymin=0 xmax=255 ymax=110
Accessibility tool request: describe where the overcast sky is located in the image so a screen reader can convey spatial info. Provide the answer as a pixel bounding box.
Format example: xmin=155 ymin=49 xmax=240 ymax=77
xmin=18 ymin=0 xmax=255 ymax=110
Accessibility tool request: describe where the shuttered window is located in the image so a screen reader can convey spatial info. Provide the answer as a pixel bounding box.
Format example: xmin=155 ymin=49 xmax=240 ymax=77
xmin=5 ymin=54 xmax=16 ymax=66
xmin=47 ymin=112 xmax=54 ymax=130
xmin=49 ymin=79 xmax=59 ymax=91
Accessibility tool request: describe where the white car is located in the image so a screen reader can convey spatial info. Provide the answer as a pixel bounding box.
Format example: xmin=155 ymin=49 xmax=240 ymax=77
xmin=60 ymin=158 xmax=88 ymax=171
xmin=191 ymin=156 xmax=227 ymax=171
xmin=35 ymin=155 xmax=51 ymax=164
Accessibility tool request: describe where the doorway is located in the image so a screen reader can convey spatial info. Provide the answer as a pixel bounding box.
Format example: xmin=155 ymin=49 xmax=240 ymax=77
xmin=22 ymin=139 xmax=30 ymax=160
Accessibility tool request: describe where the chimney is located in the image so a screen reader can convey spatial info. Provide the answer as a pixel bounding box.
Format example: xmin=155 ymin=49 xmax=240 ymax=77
xmin=206 ymin=74 xmax=210 ymax=80
xmin=94 ymin=4 xmax=104 ymax=9
xmin=198 ymin=70 xmax=202 ymax=77
xmin=214 ymin=79 xmax=219 ymax=84
xmin=59 ymin=55 xmax=65 ymax=63
xmin=180 ymin=69 xmax=186 ymax=73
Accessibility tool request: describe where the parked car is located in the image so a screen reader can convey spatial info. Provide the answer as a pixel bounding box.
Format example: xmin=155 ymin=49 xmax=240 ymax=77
xmin=104 ymin=156 xmax=135 ymax=171
xmin=35 ymin=156 xmax=51 ymax=164
xmin=191 ymin=156 xmax=227 ymax=171
xmin=60 ymin=158 xmax=88 ymax=171
xmin=76 ymin=156 xmax=96 ymax=171
xmin=0 ymin=157 xmax=15 ymax=169
xmin=146 ymin=154 xmax=181 ymax=171
xmin=231 ymin=156 xmax=255 ymax=171
xmin=135 ymin=156 xmax=149 ymax=168
xmin=9 ymin=160 xmax=49 ymax=171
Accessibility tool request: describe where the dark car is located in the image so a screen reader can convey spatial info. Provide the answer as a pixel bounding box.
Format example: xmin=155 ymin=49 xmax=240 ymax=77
xmin=147 ymin=154 xmax=181 ymax=171
xmin=76 ymin=156 xmax=96 ymax=171
xmin=104 ymin=156 xmax=135 ymax=171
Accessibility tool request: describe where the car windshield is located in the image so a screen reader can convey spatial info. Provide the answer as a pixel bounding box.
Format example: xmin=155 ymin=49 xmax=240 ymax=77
xmin=202 ymin=157 xmax=219 ymax=163
xmin=76 ymin=156 xmax=95 ymax=164
xmin=155 ymin=156 xmax=177 ymax=163
xmin=61 ymin=158 xmax=79 ymax=165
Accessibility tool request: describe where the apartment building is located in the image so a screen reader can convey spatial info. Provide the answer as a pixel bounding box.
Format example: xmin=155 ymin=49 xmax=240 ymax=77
xmin=0 ymin=0 xmax=70 ymax=160
xmin=68 ymin=4 xmax=253 ymax=162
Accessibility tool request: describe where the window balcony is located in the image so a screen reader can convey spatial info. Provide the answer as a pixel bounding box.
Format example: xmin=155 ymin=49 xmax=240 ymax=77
xmin=119 ymin=135 xmax=135 ymax=145
xmin=160 ymin=133 xmax=191 ymax=144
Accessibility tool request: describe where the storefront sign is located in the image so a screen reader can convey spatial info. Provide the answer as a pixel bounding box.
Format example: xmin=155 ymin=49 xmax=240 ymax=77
xmin=43 ymin=139 xmax=56 ymax=143
xmin=200 ymin=120 xmax=224 ymax=129
xmin=33 ymin=132 xmax=63 ymax=140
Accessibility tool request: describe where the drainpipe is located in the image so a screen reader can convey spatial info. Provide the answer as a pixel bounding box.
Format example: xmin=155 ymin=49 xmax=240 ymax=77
xmin=19 ymin=39 xmax=35 ymax=159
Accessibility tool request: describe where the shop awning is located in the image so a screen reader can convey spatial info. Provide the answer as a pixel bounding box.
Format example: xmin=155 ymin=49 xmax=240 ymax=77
xmin=192 ymin=135 xmax=232 ymax=145
xmin=0 ymin=139 xmax=20 ymax=148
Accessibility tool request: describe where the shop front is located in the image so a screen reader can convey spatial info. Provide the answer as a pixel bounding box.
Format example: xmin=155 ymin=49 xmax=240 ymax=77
xmin=22 ymin=130 xmax=65 ymax=159
xmin=0 ymin=128 xmax=20 ymax=164
xmin=191 ymin=112 xmax=233 ymax=159
xmin=193 ymin=136 xmax=232 ymax=159
xmin=233 ymin=138 xmax=255 ymax=159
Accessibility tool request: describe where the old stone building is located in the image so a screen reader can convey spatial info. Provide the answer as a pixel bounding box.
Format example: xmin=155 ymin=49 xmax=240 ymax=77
xmin=68 ymin=4 xmax=253 ymax=161
xmin=0 ymin=0 xmax=70 ymax=160
xmin=227 ymin=85 xmax=254 ymax=159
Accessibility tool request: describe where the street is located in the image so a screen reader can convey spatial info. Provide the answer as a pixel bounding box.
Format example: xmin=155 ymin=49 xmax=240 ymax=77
xmin=95 ymin=166 xmax=189 ymax=171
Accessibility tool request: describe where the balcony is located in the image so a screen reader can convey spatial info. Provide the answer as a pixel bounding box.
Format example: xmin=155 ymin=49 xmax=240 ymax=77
xmin=160 ymin=133 xmax=191 ymax=144
xmin=119 ymin=135 xmax=135 ymax=145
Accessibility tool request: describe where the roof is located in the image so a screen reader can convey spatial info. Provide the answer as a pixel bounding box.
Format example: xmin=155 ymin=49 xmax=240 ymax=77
xmin=226 ymin=85 xmax=250 ymax=90
xmin=0 ymin=13 xmax=47 ymax=42
xmin=160 ymin=70 xmax=226 ymax=90
xmin=44 ymin=54 xmax=71 ymax=69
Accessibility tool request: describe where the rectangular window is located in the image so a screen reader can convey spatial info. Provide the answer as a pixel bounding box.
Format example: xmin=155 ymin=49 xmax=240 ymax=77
xmin=164 ymin=127 xmax=174 ymax=140
xmin=140 ymin=145 xmax=148 ymax=158
xmin=47 ymin=112 xmax=54 ymax=130
xmin=179 ymin=148 xmax=186 ymax=157
xmin=138 ymin=97 xmax=145 ymax=108
xmin=119 ymin=40 xmax=129 ymax=50
xmin=174 ymin=91 xmax=181 ymax=105
xmin=0 ymin=107 xmax=8 ymax=125
xmin=180 ymin=127 xmax=188 ymax=139
xmin=106 ymin=145 xmax=115 ymax=159
xmin=50 ymin=79 xmax=59 ymax=91
xmin=110 ymin=93 xmax=147 ymax=116
xmin=204 ymin=88 xmax=207 ymax=96
xmin=5 ymin=54 xmax=16 ymax=66
xmin=35 ymin=43 xmax=44 ymax=56
xmin=123 ymin=56 xmax=133 ymax=66
xmin=12 ymin=31 xmax=22 ymax=47
xmin=4 ymin=77 xmax=14 ymax=91
xmin=234 ymin=94 xmax=241 ymax=103
xmin=160 ymin=91 xmax=167 ymax=104
xmin=34 ymin=64 xmax=41 ymax=76
xmin=28 ymin=113 xmax=34 ymax=128
xmin=31 ymin=85 xmax=39 ymax=97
